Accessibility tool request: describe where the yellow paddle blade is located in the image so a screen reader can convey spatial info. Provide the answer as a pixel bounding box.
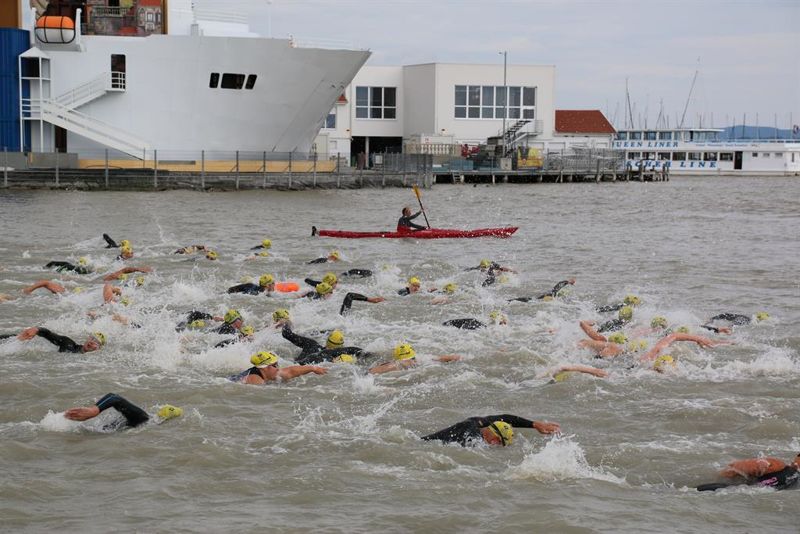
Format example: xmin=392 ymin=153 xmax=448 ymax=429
xmin=413 ymin=185 xmax=421 ymax=199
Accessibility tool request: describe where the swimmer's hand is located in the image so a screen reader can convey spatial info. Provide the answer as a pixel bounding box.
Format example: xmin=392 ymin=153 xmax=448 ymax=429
xmin=533 ymin=421 xmax=561 ymax=435
xmin=311 ymin=366 xmax=328 ymax=375
xmin=64 ymin=406 xmax=100 ymax=421
xmin=17 ymin=327 xmax=39 ymax=340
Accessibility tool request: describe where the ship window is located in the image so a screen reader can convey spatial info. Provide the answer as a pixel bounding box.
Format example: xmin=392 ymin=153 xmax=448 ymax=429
xmin=630 ymin=132 xmax=642 ymax=140
xmin=617 ymin=132 xmax=628 ymax=140
xmin=658 ymin=132 xmax=672 ymax=140
xmin=643 ymin=152 xmax=655 ymax=160
xmin=774 ymin=152 xmax=783 ymax=157
xmin=522 ymin=108 xmax=535 ymax=119
xmin=209 ymin=73 xmax=219 ymax=88
xmin=220 ymin=73 xmax=246 ymax=89
xmin=704 ymin=152 xmax=717 ymax=161
xmin=629 ymin=152 xmax=641 ymax=159
xmin=688 ymin=152 xmax=702 ymax=161
xmin=673 ymin=152 xmax=686 ymax=161
xmin=762 ymin=153 xmax=770 ymax=158
xmin=657 ymin=152 xmax=671 ymax=160
xmin=245 ymin=74 xmax=257 ymax=89
xmin=645 ymin=131 xmax=657 ymax=140
xmin=719 ymin=153 xmax=733 ymax=161
xmin=752 ymin=152 xmax=758 ymax=157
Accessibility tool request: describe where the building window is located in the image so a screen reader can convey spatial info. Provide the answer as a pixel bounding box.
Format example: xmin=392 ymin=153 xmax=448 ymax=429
xmin=658 ymin=132 xmax=673 ymax=140
xmin=209 ymin=72 xmax=219 ymax=88
xmin=323 ymin=109 xmax=336 ymax=129
xmin=355 ymin=86 xmax=396 ymax=120
xmin=719 ymin=153 xmax=734 ymax=161
xmin=617 ymin=132 xmax=628 ymax=140
xmin=704 ymin=152 xmax=717 ymax=161
xmin=453 ymin=85 xmax=535 ymax=120
xmin=245 ymin=74 xmax=257 ymax=90
xmin=220 ymin=73 xmax=246 ymax=89
xmin=672 ymin=152 xmax=686 ymax=161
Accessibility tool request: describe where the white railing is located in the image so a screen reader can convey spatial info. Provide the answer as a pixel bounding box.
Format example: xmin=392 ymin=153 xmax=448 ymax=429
xmin=291 ymin=37 xmax=355 ymax=50
xmin=54 ymin=73 xmax=108 ymax=109
xmin=109 ymin=71 xmax=126 ymax=91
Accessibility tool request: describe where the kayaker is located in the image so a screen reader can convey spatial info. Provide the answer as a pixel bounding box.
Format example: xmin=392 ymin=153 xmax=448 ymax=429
xmin=696 ymin=453 xmax=800 ymax=492
xmin=397 ymin=206 xmax=426 ymax=231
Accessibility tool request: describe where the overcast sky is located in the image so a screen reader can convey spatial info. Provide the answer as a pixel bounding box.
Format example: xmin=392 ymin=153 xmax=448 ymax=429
xmin=239 ymin=0 xmax=798 ymax=129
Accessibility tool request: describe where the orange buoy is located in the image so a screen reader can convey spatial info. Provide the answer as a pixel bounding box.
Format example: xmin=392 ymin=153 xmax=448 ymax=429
xmin=34 ymin=16 xmax=76 ymax=44
xmin=275 ymin=282 xmax=300 ymax=293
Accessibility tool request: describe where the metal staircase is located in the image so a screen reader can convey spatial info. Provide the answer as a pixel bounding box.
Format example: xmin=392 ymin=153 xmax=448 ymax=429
xmin=54 ymin=71 xmax=126 ymax=110
xmin=496 ymin=119 xmax=545 ymax=156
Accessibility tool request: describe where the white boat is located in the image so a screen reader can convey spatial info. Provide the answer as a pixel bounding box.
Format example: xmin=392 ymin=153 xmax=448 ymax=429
xmin=612 ymin=128 xmax=800 ymax=175
xmin=15 ymin=0 xmax=370 ymax=160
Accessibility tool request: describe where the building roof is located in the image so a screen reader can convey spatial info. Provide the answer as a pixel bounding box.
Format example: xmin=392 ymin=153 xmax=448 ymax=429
xmin=555 ymin=110 xmax=616 ymax=134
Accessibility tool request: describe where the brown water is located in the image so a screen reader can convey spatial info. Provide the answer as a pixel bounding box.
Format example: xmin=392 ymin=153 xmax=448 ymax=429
xmin=1 ymin=176 xmax=798 ymax=533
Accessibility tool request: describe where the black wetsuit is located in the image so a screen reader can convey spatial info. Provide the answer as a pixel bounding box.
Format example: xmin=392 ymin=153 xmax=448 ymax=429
xmin=509 ymin=280 xmax=572 ymax=303
xmin=214 ymin=333 xmax=250 ymax=348
xmin=227 ymin=283 xmax=268 ymax=295
xmin=229 ymin=366 xmax=264 ymax=382
xmin=303 ymin=290 xmax=327 ymax=300
xmin=0 ymin=333 xmax=15 ymax=340
xmin=216 ymin=323 xmax=239 ymax=335
xmin=281 ymin=326 xmax=368 ymax=364
xmin=339 ymin=292 xmax=371 ymax=315
xmin=398 ymin=211 xmax=426 ymax=231
xmin=701 ymin=313 xmax=752 ymax=333
xmin=35 ymin=328 xmax=83 ymax=353
xmin=175 ymin=311 xmax=213 ymax=331
xmin=103 ymin=234 xmax=119 ymax=248
xmin=304 ymin=269 xmax=373 ymax=288
xmin=597 ymin=318 xmax=628 ymax=333
xmin=307 ymin=257 xmax=331 ymax=264
xmin=250 ymin=244 xmax=270 ymax=250
xmin=94 ymin=393 xmax=150 ymax=430
xmin=398 ymin=287 xmax=413 ymax=296
xmin=465 ymin=262 xmax=504 ymax=287
xmin=443 ymin=318 xmax=486 ymax=330
xmin=696 ymin=465 xmax=799 ymax=492
xmin=596 ymin=302 xmax=625 ymax=313
xmin=421 ymin=414 xmax=536 ymax=446
xmin=44 ymin=261 xmax=92 ymax=275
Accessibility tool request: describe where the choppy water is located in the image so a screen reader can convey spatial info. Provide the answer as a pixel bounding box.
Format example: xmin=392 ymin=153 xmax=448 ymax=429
xmin=0 ymin=177 xmax=798 ymax=533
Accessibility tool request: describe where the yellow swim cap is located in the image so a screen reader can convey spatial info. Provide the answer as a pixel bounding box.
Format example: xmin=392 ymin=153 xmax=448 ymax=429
xmin=251 ymin=351 xmax=278 ymax=367
xmin=91 ymin=332 xmax=107 ymax=346
xmin=607 ymin=332 xmax=628 ymax=345
xmin=322 ymin=272 xmax=338 ymax=286
xmin=156 ymin=405 xmax=183 ymax=421
xmin=224 ymin=309 xmax=242 ymax=324
xmin=333 ymin=354 xmax=355 ymax=364
xmin=120 ymin=296 xmax=131 ymax=307
xmin=329 ymin=250 xmax=340 ymax=260
xmin=120 ymin=246 xmax=132 ymax=255
xmin=259 ymin=274 xmax=275 ymax=287
xmin=489 ymin=310 xmax=507 ymax=324
xmin=676 ymin=325 xmax=690 ymax=334
xmin=653 ymin=354 xmax=676 ymax=372
xmin=316 ymin=282 xmax=333 ymax=295
xmin=552 ymin=371 xmax=571 ymax=383
xmin=479 ymin=259 xmax=492 ymax=270
xmin=272 ymin=309 xmax=290 ymax=322
xmin=78 ymin=257 xmax=88 ymax=266
xmin=120 ymin=240 xmax=131 ymax=248
xmin=755 ymin=312 xmax=769 ymax=322
xmin=262 ymin=239 xmax=272 ymax=249
xmin=73 ymin=287 xmax=84 ymax=294
xmin=623 ymin=294 xmax=641 ymax=306
xmin=487 ymin=421 xmax=513 ymax=446
xmin=188 ymin=319 xmax=206 ymax=329
xmin=626 ymin=339 xmax=648 ymax=352
xmin=408 ymin=277 xmax=421 ymax=287
xmin=618 ymin=306 xmax=634 ymax=321
xmin=542 ymin=295 xmax=554 ymax=302
xmin=256 ymin=251 xmax=269 ymax=257
xmin=393 ymin=343 xmax=416 ymax=360
xmin=650 ymin=316 xmax=668 ymax=329
xmin=240 ymin=325 xmax=255 ymax=336
xmin=326 ymin=330 xmax=344 ymax=349
xmin=206 ymin=250 xmax=218 ymax=260
xmin=135 ymin=276 xmax=145 ymax=286
xmin=442 ymin=283 xmax=457 ymax=294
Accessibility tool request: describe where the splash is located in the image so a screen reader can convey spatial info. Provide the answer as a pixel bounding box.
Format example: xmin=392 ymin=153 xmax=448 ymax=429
xmin=39 ymin=410 xmax=82 ymax=433
xmin=508 ymin=437 xmax=625 ymax=484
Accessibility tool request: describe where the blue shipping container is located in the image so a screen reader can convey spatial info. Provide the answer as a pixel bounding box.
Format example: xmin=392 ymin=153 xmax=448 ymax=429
xmin=0 ymin=28 xmax=31 ymax=151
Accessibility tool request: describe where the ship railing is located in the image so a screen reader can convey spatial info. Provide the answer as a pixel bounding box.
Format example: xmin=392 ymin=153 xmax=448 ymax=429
xmin=291 ymin=37 xmax=356 ymax=50
xmin=90 ymin=6 xmax=130 ymax=18
xmin=54 ymin=73 xmax=109 ymax=109
xmin=109 ymin=71 xmax=126 ymax=91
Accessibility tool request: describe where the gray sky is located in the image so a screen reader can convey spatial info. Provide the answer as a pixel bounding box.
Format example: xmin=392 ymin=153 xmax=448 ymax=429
xmin=245 ymin=0 xmax=799 ymax=129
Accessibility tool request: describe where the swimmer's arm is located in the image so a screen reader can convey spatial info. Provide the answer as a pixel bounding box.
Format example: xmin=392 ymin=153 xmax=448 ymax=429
xmin=102 ymin=283 xmax=121 ymax=303
xmin=671 ymin=333 xmax=732 ymax=348
xmin=277 ymin=365 xmax=327 ymax=380
xmin=433 ymin=354 xmax=461 ymax=363
xmin=721 ymin=458 xmax=785 ymax=478
xmin=554 ymin=364 xmax=609 ymax=378
xmin=22 ymin=280 xmax=65 ymax=294
xmin=580 ymin=320 xmax=606 ymax=341
xmin=430 ymin=296 xmax=448 ymax=305
xmin=93 ymin=393 xmax=149 ymax=427
xmin=102 ymin=266 xmax=153 ymax=281
xmin=369 ymin=359 xmax=417 ymax=375
xmin=482 ymin=414 xmax=562 ymax=435
xmin=64 ymin=405 xmax=101 ymax=421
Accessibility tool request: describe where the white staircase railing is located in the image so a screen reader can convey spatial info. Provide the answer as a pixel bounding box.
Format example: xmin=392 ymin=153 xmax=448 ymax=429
xmin=23 ymin=97 xmax=150 ymax=158
xmin=54 ymin=71 xmax=126 ymax=110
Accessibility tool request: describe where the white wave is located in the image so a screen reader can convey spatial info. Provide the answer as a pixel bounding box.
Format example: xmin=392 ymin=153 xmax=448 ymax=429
xmin=39 ymin=411 xmax=82 ymax=432
xmin=509 ymin=436 xmax=625 ymax=484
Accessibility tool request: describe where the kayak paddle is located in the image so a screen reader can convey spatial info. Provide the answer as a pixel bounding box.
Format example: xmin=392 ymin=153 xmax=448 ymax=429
xmin=412 ymin=185 xmax=431 ymax=228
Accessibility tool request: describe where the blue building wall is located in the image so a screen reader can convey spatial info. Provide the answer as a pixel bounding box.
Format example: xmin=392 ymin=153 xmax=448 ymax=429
xmin=0 ymin=28 xmax=31 ymax=151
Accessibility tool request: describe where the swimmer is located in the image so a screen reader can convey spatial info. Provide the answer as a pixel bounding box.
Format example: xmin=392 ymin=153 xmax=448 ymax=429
xmin=443 ymin=310 xmax=508 ymax=330
xmin=230 ymin=351 xmax=327 ymax=384
xmin=250 ymin=238 xmax=272 ymax=251
xmin=701 ymin=312 xmax=769 ymax=334
xmin=17 ymin=327 xmax=105 ymax=353
xmin=338 ymin=292 xmax=385 ymax=315
xmin=102 ymin=233 xmax=119 ymax=248
xmin=299 ymin=282 xmax=335 ymax=300
xmin=304 ymin=272 xmax=339 ymax=290
xmin=397 ymin=206 xmax=426 ymax=231
xmin=22 ymin=280 xmax=66 ymax=295
xmin=509 ymin=278 xmax=576 ymax=302
xmin=173 ymin=245 xmax=206 ymax=254
xmin=696 ymin=453 xmax=800 ymax=492
xmin=398 ymin=276 xmax=422 ymax=296
xmin=304 ymin=270 xmax=373 ymax=288
xmin=307 ymin=251 xmax=340 ymax=264
xmin=175 ymin=309 xmax=243 ymax=334
xmin=596 ymin=294 xmax=641 ymax=313
xmin=368 ymin=343 xmax=461 ymax=375
xmin=44 ymin=259 xmax=93 ymax=275
xmin=117 ymin=245 xmax=134 ymax=261
xmin=216 ymin=309 xmax=245 ymax=335
xmin=421 ymin=414 xmax=561 ymax=447
xmin=578 ymin=320 xmax=640 ymax=358
xmin=271 ymin=309 xmax=292 ymax=329
xmin=63 ymin=392 xmax=182 ymax=430
xmin=639 ymin=331 xmax=732 ymax=363
xmin=281 ymin=326 xmax=371 ymax=364
xmin=596 ymin=305 xmax=634 ymax=333
xmin=227 ymin=274 xmax=275 ymax=295
xmin=543 ymin=365 xmax=610 ymax=383
xmin=214 ymin=325 xmax=256 ymax=348
xmin=204 ymin=250 xmax=218 ymax=261
xmin=102 ymin=265 xmax=153 ymax=281
xmin=465 ymin=259 xmax=516 ymax=287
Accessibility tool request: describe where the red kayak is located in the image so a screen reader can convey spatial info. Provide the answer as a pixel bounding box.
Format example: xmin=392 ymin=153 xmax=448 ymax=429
xmin=312 ymin=226 xmax=518 ymax=239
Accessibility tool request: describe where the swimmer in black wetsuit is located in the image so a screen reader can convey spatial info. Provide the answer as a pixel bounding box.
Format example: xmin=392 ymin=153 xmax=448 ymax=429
xmin=397 ymin=206 xmax=426 ymax=231
xmin=44 ymin=259 xmax=93 ymax=275
xmin=214 ymin=325 xmax=255 ymax=348
xmin=465 ymin=259 xmax=516 ymax=287
xmin=421 ymin=414 xmax=561 ymax=447
xmin=596 ymin=294 xmax=641 ymax=313
xmin=308 ymin=251 xmax=340 ymax=264
xmin=174 ymin=245 xmax=207 ymax=254
xmin=443 ymin=311 xmax=508 ymax=330
xmin=701 ymin=312 xmax=769 ymax=334
xmin=696 ymin=453 xmax=800 ymax=492
xmin=398 ymin=276 xmax=421 ymax=296
xmin=596 ymin=305 xmax=633 ymax=333
xmin=16 ymin=326 xmax=105 ymax=353
xmin=304 ymin=270 xmax=373 ymax=288
xmin=175 ymin=309 xmax=243 ymax=334
xmin=227 ymin=274 xmax=275 ymax=295
xmin=281 ymin=326 xmax=370 ymax=364
xmin=103 ymin=233 xmax=119 ymax=248
xmin=62 ymin=393 xmax=182 ymax=430
xmin=299 ymin=282 xmax=335 ymax=300
xmin=250 ymin=238 xmax=272 ymax=251
xmin=509 ymin=278 xmax=576 ymax=302
xmin=230 ymin=351 xmax=327 ymax=385
xmin=339 ymin=292 xmax=385 ymax=315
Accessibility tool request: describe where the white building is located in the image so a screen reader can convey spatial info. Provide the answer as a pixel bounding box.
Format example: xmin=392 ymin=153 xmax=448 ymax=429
xmin=317 ymin=62 xmax=559 ymax=165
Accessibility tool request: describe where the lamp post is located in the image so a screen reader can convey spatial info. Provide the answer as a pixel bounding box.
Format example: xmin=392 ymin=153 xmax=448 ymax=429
xmin=499 ymin=51 xmax=508 ymax=151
